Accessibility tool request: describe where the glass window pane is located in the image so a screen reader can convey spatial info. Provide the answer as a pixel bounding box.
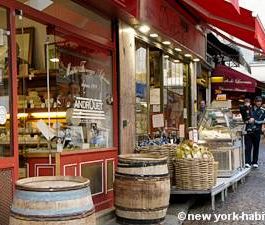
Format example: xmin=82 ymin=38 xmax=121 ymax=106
xmin=107 ymin=160 xmax=114 ymax=190
xmin=164 ymin=57 xmax=184 ymax=130
xmin=81 ymin=163 xmax=103 ymax=195
xmin=15 ymin=15 xmax=113 ymax=166
xmin=50 ymin=38 xmax=114 ymax=150
xmin=135 ymin=42 xmax=148 ymax=138
xmin=0 ymin=7 xmax=11 ymax=157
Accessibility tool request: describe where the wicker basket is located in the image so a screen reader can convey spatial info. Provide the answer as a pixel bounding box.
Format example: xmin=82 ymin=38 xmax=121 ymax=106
xmin=174 ymin=158 xmax=218 ymax=190
xmin=136 ymin=145 xmax=177 ymax=185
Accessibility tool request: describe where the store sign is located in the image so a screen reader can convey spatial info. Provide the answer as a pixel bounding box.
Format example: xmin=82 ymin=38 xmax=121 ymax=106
xmin=212 ymin=65 xmax=257 ymax=93
xmin=0 ymin=106 xmax=7 ymax=125
xmin=72 ymin=97 xmax=106 ymax=121
xmin=139 ymin=0 xmax=206 ymax=57
xmin=223 ymin=78 xmax=252 ymax=85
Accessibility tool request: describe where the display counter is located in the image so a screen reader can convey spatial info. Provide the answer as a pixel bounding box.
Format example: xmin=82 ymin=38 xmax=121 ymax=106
xmin=198 ymin=107 xmax=244 ymax=177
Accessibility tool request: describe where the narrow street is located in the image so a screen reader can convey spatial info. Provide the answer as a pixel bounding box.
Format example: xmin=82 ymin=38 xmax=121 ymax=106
xmin=183 ymin=142 xmax=265 ymax=225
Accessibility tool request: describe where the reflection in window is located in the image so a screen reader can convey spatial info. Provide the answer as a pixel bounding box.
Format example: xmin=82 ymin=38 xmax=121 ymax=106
xmin=53 ymin=42 xmax=114 ymax=150
xmin=163 ymin=57 xmax=184 ymax=129
xmin=81 ymin=163 xmax=103 ymax=195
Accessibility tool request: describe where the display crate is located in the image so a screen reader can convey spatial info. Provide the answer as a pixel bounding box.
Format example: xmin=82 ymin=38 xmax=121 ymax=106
xmin=210 ymin=145 xmax=242 ymax=177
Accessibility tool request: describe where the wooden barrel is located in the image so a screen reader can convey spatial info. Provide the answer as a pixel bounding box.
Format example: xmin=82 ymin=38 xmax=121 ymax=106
xmin=114 ymin=154 xmax=170 ymax=224
xmin=9 ymin=176 xmax=95 ymax=225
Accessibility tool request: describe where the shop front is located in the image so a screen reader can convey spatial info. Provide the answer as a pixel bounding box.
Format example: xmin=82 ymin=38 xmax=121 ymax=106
xmin=211 ymin=64 xmax=265 ymax=109
xmin=113 ymin=0 xmax=208 ymax=152
xmin=0 ymin=1 xmax=118 ymax=222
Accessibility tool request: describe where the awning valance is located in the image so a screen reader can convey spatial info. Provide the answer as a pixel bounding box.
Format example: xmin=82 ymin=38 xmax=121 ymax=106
xmin=212 ymin=65 xmax=257 ymax=93
xmin=179 ymin=0 xmax=265 ymax=52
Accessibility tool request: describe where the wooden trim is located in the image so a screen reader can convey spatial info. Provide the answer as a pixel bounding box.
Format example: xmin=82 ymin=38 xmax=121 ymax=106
xmin=0 ymin=158 xmax=15 ymax=169
xmin=59 ymin=147 xmax=118 ymax=156
xmin=63 ymin=163 xmax=77 ymax=176
xmin=112 ymin=23 xmax=119 ymax=149
xmin=105 ymin=158 xmax=115 ymax=193
xmin=35 ymin=164 xmax=55 ymax=176
xmin=55 ymin=153 xmax=61 ymax=176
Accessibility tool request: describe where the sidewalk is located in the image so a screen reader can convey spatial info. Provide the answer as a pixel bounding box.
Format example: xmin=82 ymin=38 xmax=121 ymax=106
xmin=183 ymin=143 xmax=265 ymax=225
xmin=106 ymin=200 xmax=193 ymax=225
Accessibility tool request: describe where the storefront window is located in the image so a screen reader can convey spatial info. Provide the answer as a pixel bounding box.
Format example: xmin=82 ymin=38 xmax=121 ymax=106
xmin=52 ymin=40 xmax=114 ymax=149
xmin=135 ymin=42 xmax=148 ymax=138
xmin=0 ymin=7 xmax=12 ymax=157
xmin=16 ymin=15 xmax=113 ymax=157
xmin=163 ymin=57 xmax=184 ymax=130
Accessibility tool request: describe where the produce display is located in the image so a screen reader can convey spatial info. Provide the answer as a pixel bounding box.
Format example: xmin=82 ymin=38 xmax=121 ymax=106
xmin=175 ymin=140 xmax=213 ymax=160
xmin=174 ymin=140 xmax=218 ymax=190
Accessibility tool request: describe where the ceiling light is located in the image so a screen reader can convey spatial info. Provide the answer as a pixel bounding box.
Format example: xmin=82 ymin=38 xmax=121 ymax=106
xmin=184 ymin=54 xmax=192 ymax=58
xmin=162 ymin=41 xmax=171 ymax=45
xmin=174 ymin=59 xmax=180 ymax=63
xmin=25 ymin=0 xmax=53 ymax=11
xmin=164 ymin=55 xmax=169 ymax=59
xmin=174 ymin=48 xmax=182 ymax=52
xmin=50 ymin=58 xmax=59 ymax=63
xmin=150 ymin=33 xmax=159 ymax=38
xmin=193 ymin=58 xmax=200 ymax=62
xmin=139 ymin=25 xmax=150 ymax=33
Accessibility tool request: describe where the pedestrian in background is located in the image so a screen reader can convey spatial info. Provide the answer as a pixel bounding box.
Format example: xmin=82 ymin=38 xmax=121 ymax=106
xmin=197 ymin=100 xmax=206 ymax=124
xmin=242 ymin=96 xmax=265 ymax=168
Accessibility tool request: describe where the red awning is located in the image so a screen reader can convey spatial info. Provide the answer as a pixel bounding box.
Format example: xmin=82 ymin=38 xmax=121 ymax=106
xmin=212 ymin=65 xmax=257 ymax=93
xmin=180 ymin=0 xmax=265 ymax=52
xmin=227 ymin=0 xmax=240 ymax=13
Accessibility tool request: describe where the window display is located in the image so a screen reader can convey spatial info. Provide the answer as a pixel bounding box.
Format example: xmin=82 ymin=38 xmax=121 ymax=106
xmin=16 ymin=16 xmax=114 ymax=155
xmin=135 ymin=42 xmax=148 ymax=136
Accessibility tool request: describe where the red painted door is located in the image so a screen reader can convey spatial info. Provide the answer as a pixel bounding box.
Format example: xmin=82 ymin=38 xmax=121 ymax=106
xmin=0 ymin=5 xmax=19 ymax=225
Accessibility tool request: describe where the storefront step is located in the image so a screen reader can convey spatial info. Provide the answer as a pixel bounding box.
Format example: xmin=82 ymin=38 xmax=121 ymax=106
xmin=96 ymin=207 xmax=115 ymax=225
xmin=104 ymin=201 xmax=193 ymax=225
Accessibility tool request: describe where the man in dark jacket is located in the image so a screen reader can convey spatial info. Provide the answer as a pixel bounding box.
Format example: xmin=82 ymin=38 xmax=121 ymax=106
xmin=243 ymin=96 xmax=265 ymax=168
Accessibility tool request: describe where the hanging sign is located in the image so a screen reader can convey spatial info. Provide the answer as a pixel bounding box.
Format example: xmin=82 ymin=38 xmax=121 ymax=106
xmin=0 ymin=106 xmax=7 ymax=125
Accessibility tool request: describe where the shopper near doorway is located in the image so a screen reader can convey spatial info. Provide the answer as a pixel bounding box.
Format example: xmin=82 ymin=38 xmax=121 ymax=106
xmin=242 ymin=96 xmax=265 ymax=168
xmin=197 ymin=100 xmax=206 ymax=124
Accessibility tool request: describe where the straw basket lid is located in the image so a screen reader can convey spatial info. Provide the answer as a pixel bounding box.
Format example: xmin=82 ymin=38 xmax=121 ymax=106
xmin=15 ymin=176 xmax=90 ymax=192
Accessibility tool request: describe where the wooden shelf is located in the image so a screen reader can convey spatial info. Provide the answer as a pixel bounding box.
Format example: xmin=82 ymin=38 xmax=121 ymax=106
xmin=18 ymin=107 xmax=67 ymax=113
xmin=1 ymin=142 xmax=47 ymax=145
xmin=3 ymin=70 xmax=60 ymax=80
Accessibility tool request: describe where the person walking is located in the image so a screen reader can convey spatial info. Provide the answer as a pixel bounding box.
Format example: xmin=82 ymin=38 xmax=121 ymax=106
xmin=242 ymin=96 xmax=265 ymax=168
